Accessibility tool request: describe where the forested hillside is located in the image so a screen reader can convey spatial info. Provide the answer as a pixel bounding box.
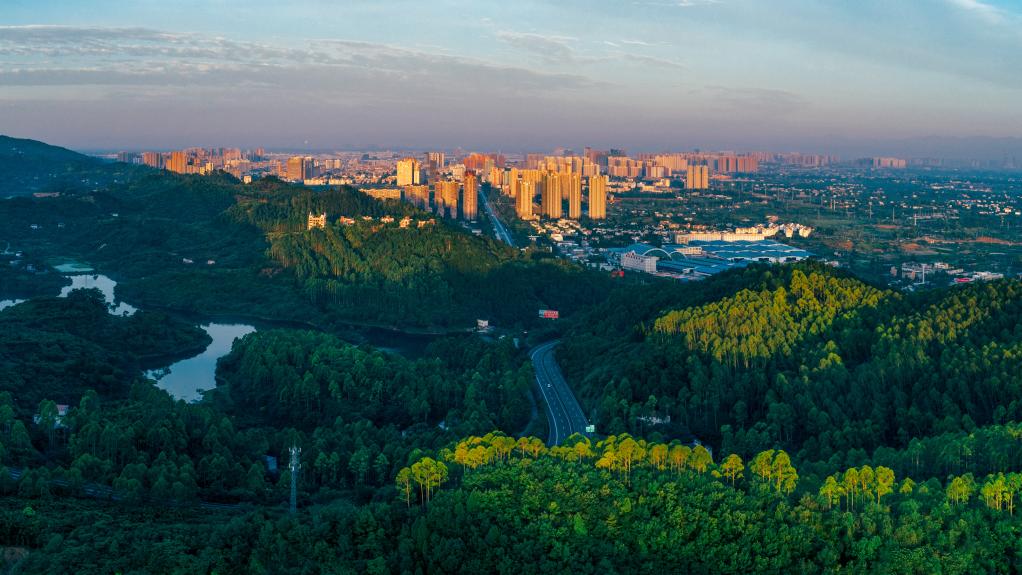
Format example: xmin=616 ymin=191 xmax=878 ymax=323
xmin=559 ymin=264 xmax=1022 ymax=474
xmin=0 ymin=135 xmax=146 ymax=196
xmin=230 ymin=184 xmax=611 ymax=327
xmin=1 ymin=140 xmax=614 ymax=330
xmin=9 ymin=431 xmax=1022 ymax=573
xmin=0 ymin=290 xmax=208 ymax=410
xmin=6 ymin=262 xmax=1022 ymax=572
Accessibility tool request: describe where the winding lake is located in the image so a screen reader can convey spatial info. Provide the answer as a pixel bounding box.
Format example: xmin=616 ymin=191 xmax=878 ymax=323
xmin=5 ymin=264 xmax=441 ymax=402
xmin=146 ymin=323 xmax=256 ymax=402
xmin=53 ymin=270 xmax=256 ymax=401
xmin=60 ymin=274 xmax=138 ymax=316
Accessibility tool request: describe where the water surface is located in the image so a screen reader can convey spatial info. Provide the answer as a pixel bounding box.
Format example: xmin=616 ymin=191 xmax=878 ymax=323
xmin=0 ymin=299 xmax=25 ymax=311
xmin=147 ymin=323 xmax=256 ymax=402
xmin=60 ymin=274 xmax=137 ymax=315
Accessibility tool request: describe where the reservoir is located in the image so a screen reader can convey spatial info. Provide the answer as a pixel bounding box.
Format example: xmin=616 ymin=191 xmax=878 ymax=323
xmin=147 ymin=323 xmax=256 ymax=402
xmin=5 ymin=264 xmax=442 ymax=402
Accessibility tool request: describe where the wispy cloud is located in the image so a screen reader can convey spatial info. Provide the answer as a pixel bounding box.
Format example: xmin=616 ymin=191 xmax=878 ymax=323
xmin=945 ymin=0 xmax=1005 ymax=24
xmin=615 ymin=53 xmax=686 ymax=70
xmin=634 ymin=0 xmax=720 ymax=7
xmin=0 ymin=25 xmax=599 ymax=97
xmin=0 ymin=25 xmax=622 ymax=148
xmin=675 ymin=0 xmax=721 ymax=6
xmin=495 ymin=31 xmax=581 ymax=63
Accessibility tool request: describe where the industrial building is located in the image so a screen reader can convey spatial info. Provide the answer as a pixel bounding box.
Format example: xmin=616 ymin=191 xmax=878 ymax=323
xmin=608 ymin=239 xmax=811 ymax=279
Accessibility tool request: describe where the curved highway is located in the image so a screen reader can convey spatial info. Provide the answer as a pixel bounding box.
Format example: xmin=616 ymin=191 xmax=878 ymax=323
xmin=530 ymin=340 xmax=590 ymax=445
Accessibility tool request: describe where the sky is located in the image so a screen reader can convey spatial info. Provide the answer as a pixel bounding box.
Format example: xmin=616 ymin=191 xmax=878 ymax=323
xmin=1 ymin=0 xmax=1021 ymax=157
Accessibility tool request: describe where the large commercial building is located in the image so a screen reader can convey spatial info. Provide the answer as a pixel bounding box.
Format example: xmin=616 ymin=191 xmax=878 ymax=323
xmin=397 ymin=158 xmax=423 ymax=186
xmin=542 ymin=172 xmax=562 ymax=219
xmin=462 ymin=172 xmax=478 ymax=221
xmin=588 ymin=175 xmax=607 ymax=219
xmin=609 ymin=240 xmax=812 ymax=279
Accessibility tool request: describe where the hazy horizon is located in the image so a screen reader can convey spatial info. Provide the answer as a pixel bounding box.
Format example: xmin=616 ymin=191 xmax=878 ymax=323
xmin=2 ymin=0 xmax=1021 ymax=159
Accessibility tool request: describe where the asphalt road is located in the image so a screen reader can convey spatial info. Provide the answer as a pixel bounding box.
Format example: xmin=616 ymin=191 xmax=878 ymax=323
xmin=479 ymin=189 xmax=515 ymax=247
xmin=530 ymin=340 xmax=590 ymax=445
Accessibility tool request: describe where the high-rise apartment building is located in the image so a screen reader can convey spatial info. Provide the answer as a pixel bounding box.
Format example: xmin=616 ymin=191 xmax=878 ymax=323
xmin=516 ymin=180 xmax=535 ymax=219
xmin=434 ymin=181 xmax=459 ymax=218
xmin=142 ymin=152 xmax=162 ymax=169
xmin=542 ymin=172 xmax=562 ymax=219
xmin=872 ymin=157 xmax=907 ymax=169
xmin=396 ymin=158 xmax=422 ymax=186
xmin=606 ymin=156 xmax=643 ymax=178
xmin=588 ymin=175 xmax=607 ymax=219
xmin=167 ymin=151 xmax=187 ymax=174
xmin=427 ymin=152 xmax=445 ymax=169
xmin=565 ymin=173 xmax=582 ymax=219
xmin=426 ymin=152 xmax=445 ymax=181
xmin=462 ymin=172 xmax=478 ymax=221
xmin=462 ymin=153 xmax=495 ymax=172
xmin=507 ymin=168 xmax=519 ymax=197
xmin=650 ymin=154 xmax=688 ymax=174
xmin=685 ymin=165 xmax=709 ymax=190
xmin=404 ymin=185 xmax=430 ymax=209
xmin=487 ymin=166 xmax=503 ymax=188
xmin=287 ymin=156 xmax=307 ymax=182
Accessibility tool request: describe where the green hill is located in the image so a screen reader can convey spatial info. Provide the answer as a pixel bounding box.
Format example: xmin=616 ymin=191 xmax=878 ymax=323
xmin=0 ymin=135 xmax=146 ymax=196
xmin=559 ymin=264 xmax=1022 ymax=471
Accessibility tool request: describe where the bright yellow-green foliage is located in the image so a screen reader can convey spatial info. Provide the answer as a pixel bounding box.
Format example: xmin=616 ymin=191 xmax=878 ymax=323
xmin=818 ymin=465 xmax=896 ymax=511
xmin=652 ymin=269 xmax=887 ymax=367
xmin=443 ymin=432 xmax=745 ymax=489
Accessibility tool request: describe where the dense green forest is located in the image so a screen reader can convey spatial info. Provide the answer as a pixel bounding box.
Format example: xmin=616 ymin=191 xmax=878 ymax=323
xmin=0 ymin=290 xmax=209 ymax=410
xmin=7 ymin=431 xmax=1022 ymax=573
xmin=7 ymin=265 xmax=1022 ymax=572
xmin=559 ymin=264 xmax=1022 ymax=473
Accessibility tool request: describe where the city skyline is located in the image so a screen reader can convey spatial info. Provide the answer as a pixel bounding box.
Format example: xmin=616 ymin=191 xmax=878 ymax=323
xmin=2 ymin=1 xmax=1022 ymax=159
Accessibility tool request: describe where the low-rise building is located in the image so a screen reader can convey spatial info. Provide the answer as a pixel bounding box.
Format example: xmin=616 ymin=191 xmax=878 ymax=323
xmin=621 ymin=250 xmax=659 ymax=273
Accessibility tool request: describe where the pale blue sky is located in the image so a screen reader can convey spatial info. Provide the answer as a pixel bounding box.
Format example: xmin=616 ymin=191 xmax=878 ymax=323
xmin=1 ymin=0 xmax=1020 ymax=155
